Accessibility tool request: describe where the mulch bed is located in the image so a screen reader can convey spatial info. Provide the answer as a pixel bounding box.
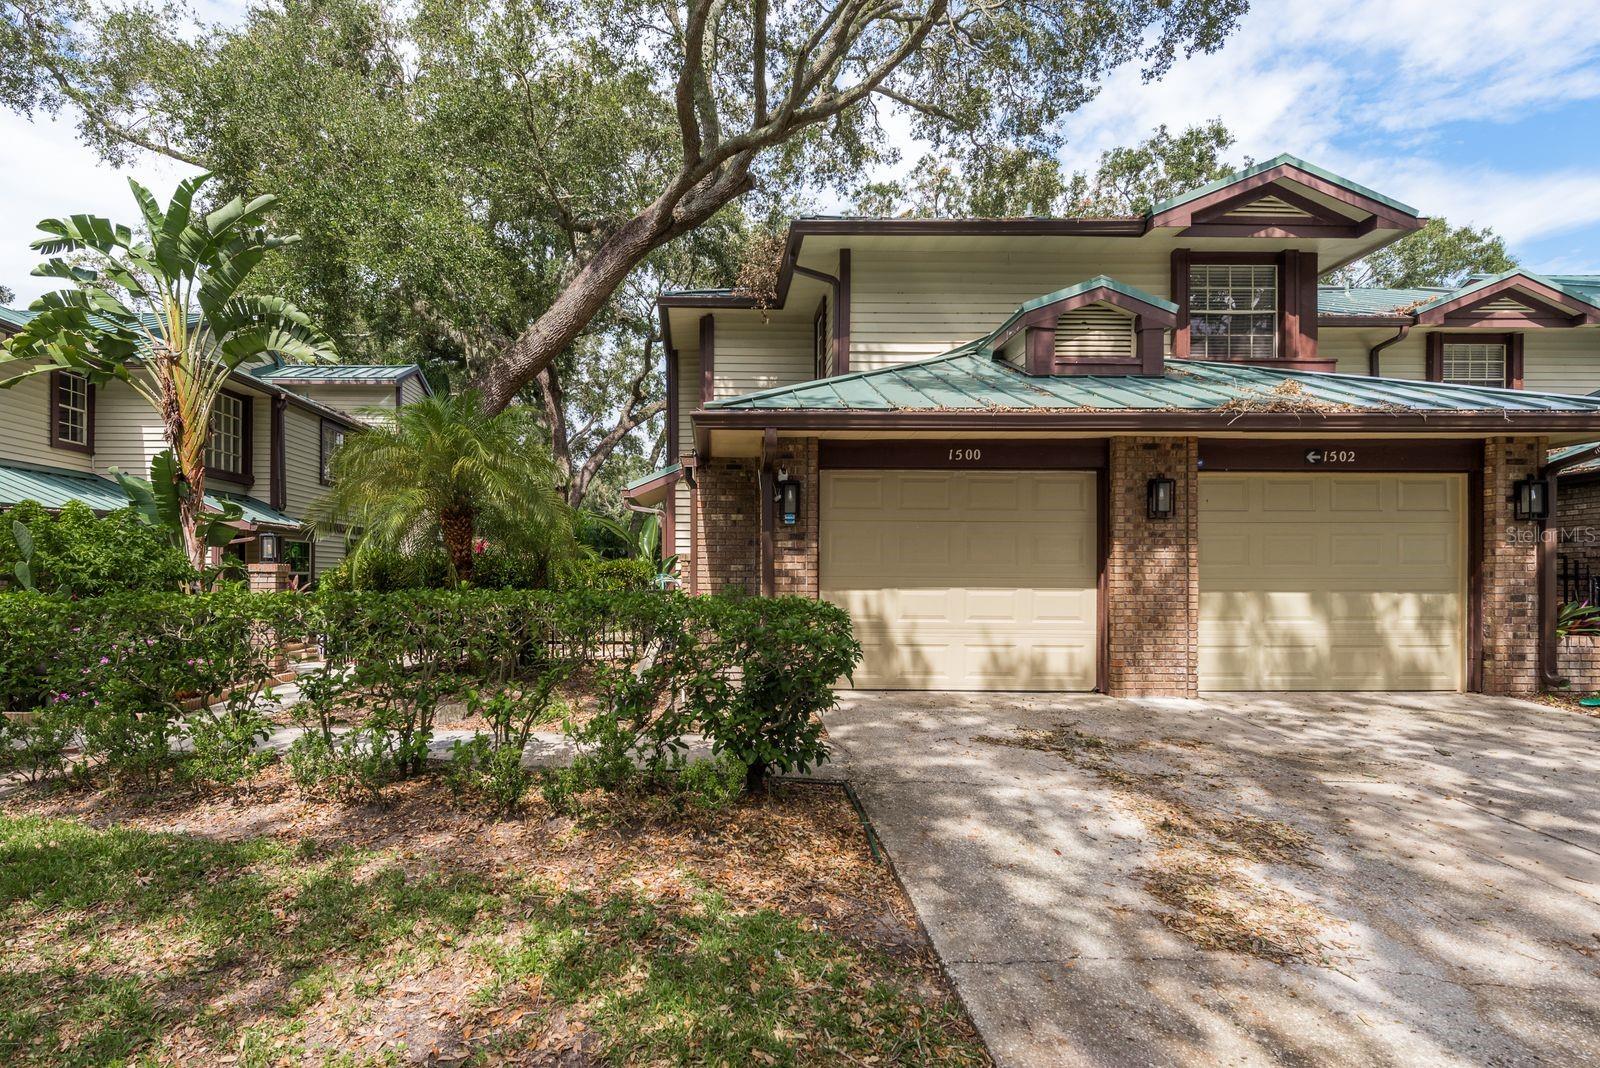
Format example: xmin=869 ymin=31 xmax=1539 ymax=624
xmin=1 ymin=769 xmax=987 ymax=1065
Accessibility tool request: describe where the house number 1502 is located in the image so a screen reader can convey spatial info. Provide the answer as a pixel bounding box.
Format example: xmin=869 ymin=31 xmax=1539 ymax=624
xmin=948 ymin=448 xmax=983 ymax=462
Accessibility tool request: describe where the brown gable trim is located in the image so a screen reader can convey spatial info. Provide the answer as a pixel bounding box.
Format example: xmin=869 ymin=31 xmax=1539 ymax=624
xmin=990 ymin=282 xmax=1179 ymax=354
xmin=620 ymin=465 xmax=682 ymax=503
xmin=693 ymin=408 xmax=1600 ymax=433
xmin=1149 ymin=163 xmax=1423 ymax=231
xmin=1415 ymin=274 xmax=1600 ymax=326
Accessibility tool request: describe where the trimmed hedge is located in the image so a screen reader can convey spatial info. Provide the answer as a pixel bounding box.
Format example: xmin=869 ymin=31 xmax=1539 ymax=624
xmin=1 ymin=588 xmax=861 ymax=792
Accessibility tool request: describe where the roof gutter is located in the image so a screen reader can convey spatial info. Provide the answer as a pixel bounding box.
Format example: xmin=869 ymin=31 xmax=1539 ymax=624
xmin=1368 ymin=323 xmax=1411 ymax=376
xmin=692 ymin=408 xmax=1600 ymax=434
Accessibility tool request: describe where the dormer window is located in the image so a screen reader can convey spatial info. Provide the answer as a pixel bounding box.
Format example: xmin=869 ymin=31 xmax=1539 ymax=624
xmin=1188 ymin=264 xmax=1278 ymax=360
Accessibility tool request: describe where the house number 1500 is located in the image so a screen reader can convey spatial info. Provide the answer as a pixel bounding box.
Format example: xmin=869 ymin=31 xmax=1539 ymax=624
xmin=948 ymin=448 xmax=983 ymax=462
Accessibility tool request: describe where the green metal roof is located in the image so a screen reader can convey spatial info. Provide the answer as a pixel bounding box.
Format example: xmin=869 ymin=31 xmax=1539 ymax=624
xmin=0 ymin=463 xmax=131 ymax=511
xmin=252 ymin=364 xmax=420 ymax=383
xmin=1317 ymin=285 xmax=1450 ymax=317
xmin=624 ymin=463 xmax=682 ymax=492
xmin=1148 ymin=153 xmax=1422 ymax=219
xmin=0 ymin=462 xmax=303 ymax=528
xmin=705 ymin=347 xmax=1600 ymax=414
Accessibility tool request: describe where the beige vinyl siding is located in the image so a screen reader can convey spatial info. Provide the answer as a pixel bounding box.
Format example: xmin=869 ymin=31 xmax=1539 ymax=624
xmin=1321 ymin=327 xmax=1600 ymax=393
xmin=1317 ymin=328 xmax=1396 ymax=376
xmin=0 ymin=367 xmax=93 ymax=472
xmin=849 ymin=247 xmax=1171 ymax=370
xmin=281 ymin=404 xmax=326 ymax=518
xmin=90 ymin=381 xmax=169 ymax=481
xmin=677 ymin=344 xmax=699 ymax=458
xmin=294 ymin=382 xmax=397 ymax=424
xmin=712 ymin=316 xmax=813 ymax=399
xmin=399 ymin=374 xmax=428 ymax=406
xmin=314 ymin=529 xmax=347 ymax=577
xmin=674 ymin=480 xmax=692 ymax=562
xmin=1519 ymin=330 xmax=1600 ymax=395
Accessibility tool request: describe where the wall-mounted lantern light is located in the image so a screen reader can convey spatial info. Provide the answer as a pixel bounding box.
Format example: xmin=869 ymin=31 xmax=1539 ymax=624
xmin=1147 ymin=476 xmax=1176 ymax=520
xmin=776 ymin=470 xmax=802 ymax=525
xmin=258 ymin=531 xmax=280 ymax=563
xmin=1513 ymin=476 xmax=1550 ymax=521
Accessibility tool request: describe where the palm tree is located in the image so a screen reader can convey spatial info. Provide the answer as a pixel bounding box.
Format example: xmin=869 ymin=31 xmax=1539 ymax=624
xmin=313 ymin=393 xmax=574 ymax=585
xmin=0 ymin=175 xmax=332 ymax=571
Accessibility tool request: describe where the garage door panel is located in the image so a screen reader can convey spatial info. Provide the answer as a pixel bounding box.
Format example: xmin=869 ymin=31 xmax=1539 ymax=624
xmin=823 ymin=470 xmax=1097 ymax=691
xmin=1199 ymin=473 xmax=1463 ymax=692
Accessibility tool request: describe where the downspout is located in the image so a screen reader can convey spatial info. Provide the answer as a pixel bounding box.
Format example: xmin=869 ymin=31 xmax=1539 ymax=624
xmin=1538 ymin=443 xmax=1600 ymax=688
xmin=1368 ymin=323 xmax=1411 ymax=376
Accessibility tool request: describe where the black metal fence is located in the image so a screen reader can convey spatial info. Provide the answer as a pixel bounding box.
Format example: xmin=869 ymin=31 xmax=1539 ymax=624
xmin=1558 ymin=556 xmax=1600 ymax=606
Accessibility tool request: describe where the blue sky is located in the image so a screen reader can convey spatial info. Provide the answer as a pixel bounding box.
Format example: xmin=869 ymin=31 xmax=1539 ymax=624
xmin=3 ymin=0 xmax=1599 ymax=303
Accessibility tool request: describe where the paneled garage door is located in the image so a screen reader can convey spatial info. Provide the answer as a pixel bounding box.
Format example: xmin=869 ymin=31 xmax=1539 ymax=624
xmin=820 ymin=470 xmax=1097 ymax=690
xmin=1199 ymin=473 xmax=1465 ymax=691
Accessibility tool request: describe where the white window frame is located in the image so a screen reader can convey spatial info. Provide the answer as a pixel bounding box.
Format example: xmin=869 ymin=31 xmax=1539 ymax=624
xmin=1188 ymin=263 xmax=1279 ymax=361
xmin=1441 ymin=342 xmax=1507 ymax=389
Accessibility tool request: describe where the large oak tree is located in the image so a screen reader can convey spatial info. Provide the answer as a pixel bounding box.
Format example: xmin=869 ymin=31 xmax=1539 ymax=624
xmin=0 ymin=0 xmax=1251 ymax=415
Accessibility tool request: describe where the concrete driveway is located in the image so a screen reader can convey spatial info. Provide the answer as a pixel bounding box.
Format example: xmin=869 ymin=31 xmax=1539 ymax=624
xmin=822 ymin=691 xmax=1600 ymax=1067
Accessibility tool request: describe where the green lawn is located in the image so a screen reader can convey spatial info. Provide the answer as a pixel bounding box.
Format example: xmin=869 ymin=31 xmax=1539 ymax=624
xmin=0 ymin=785 xmax=986 ymax=1066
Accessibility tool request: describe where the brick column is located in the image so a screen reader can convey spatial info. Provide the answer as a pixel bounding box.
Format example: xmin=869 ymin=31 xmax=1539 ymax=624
xmin=773 ymin=438 xmax=819 ymax=598
xmin=246 ymin=562 xmax=293 ymax=593
xmin=1106 ymin=437 xmax=1199 ymax=697
xmin=691 ymin=457 xmax=759 ymax=595
xmin=1481 ymin=436 xmax=1545 ymax=694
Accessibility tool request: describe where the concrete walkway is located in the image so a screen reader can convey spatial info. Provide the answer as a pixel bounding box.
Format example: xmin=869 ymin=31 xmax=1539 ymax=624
xmin=822 ymin=691 xmax=1600 ymax=1068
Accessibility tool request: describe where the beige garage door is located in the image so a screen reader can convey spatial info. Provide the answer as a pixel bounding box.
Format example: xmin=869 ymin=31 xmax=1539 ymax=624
xmin=1199 ymin=473 xmax=1465 ymax=691
xmin=821 ymin=470 xmax=1097 ymax=690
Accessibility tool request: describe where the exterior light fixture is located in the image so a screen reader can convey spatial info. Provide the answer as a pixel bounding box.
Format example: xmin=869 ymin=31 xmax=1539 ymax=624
xmin=258 ymin=531 xmax=280 ymax=563
xmin=1147 ymin=476 xmax=1176 ymax=520
xmin=1513 ymin=476 xmax=1550 ymax=521
xmin=776 ymin=470 xmax=801 ymax=525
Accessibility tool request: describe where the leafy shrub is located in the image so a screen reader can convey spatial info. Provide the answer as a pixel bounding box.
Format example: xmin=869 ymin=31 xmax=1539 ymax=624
xmin=0 ymin=500 xmax=195 ymax=595
xmin=676 ymin=752 xmax=748 ymax=813
xmin=317 ymin=545 xmax=450 ymax=592
xmin=1 ymin=585 xmax=860 ymax=802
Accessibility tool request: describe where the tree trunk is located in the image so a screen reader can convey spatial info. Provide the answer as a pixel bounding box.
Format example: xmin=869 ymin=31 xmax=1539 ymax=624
xmin=440 ymin=506 xmax=476 ymax=586
xmin=158 ymin=380 xmax=209 ymax=576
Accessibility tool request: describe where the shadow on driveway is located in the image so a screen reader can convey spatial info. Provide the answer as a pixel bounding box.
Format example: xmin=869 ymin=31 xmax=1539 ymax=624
xmin=823 ymin=691 xmax=1600 ymax=1067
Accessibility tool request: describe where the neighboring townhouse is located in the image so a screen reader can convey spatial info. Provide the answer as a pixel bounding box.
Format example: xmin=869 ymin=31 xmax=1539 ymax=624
xmin=627 ymin=154 xmax=1600 ymax=697
xmin=0 ymin=308 xmax=427 ymax=584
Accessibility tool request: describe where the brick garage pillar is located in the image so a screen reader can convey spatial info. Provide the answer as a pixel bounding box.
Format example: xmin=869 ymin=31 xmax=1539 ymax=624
xmin=1554 ymin=475 xmax=1600 ymax=579
xmin=688 ymin=438 xmax=821 ymax=598
xmin=1480 ymin=436 xmax=1545 ymax=694
xmin=1106 ymin=437 xmax=1198 ymax=697
xmin=690 ymin=457 xmax=759 ymax=595
xmin=771 ymin=438 xmax=820 ymax=598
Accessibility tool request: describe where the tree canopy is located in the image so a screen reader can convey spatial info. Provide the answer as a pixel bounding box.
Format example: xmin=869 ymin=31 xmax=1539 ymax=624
xmin=2 ymin=0 xmax=1251 ymax=413
xmin=1325 ymin=218 xmax=1518 ymax=290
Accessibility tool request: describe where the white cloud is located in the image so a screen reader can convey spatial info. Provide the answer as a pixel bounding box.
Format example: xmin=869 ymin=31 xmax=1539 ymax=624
xmin=0 ymin=111 xmax=198 ymax=305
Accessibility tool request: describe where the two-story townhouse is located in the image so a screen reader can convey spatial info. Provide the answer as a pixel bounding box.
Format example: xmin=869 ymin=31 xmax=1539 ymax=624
xmin=626 ymin=155 xmax=1600 ymax=698
xmin=0 ymin=309 xmax=429 ymax=583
